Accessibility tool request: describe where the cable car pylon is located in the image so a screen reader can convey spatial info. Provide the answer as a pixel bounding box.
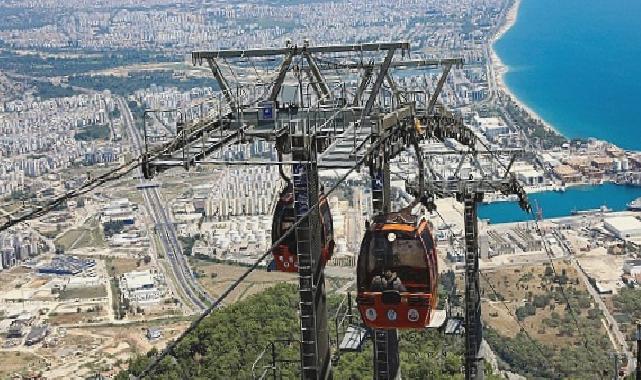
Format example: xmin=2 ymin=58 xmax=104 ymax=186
xmin=369 ymin=136 xmax=401 ymax=380
xmin=416 ymin=144 xmax=532 ymax=379
xmin=0 ymin=36 xmax=546 ymax=380
xmin=138 ymin=40 xmax=492 ymax=379
xmin=462 ymin=190 xmax=484 ymax=380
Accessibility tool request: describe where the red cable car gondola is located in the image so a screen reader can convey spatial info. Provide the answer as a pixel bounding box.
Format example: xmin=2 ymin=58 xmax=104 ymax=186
xmin=356 ymin=208 xmax=438 ymax=329
xmin=271 ymin=185 xmax=335 ymax=272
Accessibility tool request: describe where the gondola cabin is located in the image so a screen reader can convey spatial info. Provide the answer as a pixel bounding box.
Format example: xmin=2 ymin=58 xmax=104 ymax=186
xmin=271 ymin=185 xmax=335 ymax=273
xmin=356 ymin=208 xmax=438 ymax=329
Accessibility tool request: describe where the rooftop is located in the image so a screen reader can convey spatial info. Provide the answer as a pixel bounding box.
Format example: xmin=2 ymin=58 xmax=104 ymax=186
xmin=604 ymin=216 xmax=641 ymax=232
xmin=122 ymin=271 xmax=155 ymax=290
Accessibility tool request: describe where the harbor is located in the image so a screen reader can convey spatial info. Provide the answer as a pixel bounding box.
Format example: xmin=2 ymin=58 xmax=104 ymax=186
xmin=478 ymin=183 xmax=641 ymax=224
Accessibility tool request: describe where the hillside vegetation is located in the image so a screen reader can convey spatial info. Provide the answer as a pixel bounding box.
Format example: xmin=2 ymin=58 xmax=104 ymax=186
xmin=116 ymin=283 xmax=504 ymax=379
xmin=117 ymin=263 xmax=617 ymax=379
xmin=481 ymin=263 xmax=612 ymax=379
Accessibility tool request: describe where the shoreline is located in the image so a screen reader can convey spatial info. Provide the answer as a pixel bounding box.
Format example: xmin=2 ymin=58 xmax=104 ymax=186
xmin=489 ymin=0 xmax=562 ymax=137
xmin=481 ymin=209 xmax=641 ymax=226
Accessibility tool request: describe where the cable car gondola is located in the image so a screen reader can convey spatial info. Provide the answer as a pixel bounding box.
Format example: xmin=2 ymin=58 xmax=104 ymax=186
xmin=356 ymin=208 xmax=438 ymax=329
xmin=271 ymin=185 xmax=335 ymax=272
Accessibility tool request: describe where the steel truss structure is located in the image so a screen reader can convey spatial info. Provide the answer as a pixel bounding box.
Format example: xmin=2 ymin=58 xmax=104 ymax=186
xmin=140 ymin=41 xmax=529 ymax=380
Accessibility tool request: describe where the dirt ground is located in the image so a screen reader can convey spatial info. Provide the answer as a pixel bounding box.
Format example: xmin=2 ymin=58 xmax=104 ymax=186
xmin=0 ymin=267 xmax=31 ymax=292
xmin=475 ymin=261 xmax=602 ymax=346
xmin=575 ymin=248 xmax=626 ymax=293
xmin=59 ymin=286 xmax=107 ymax=300
xmin=49 ymin=308 xmax=107 ymax=325
xmin=193 ymin=261 xmax=297 ymax=303
xmin=55 ymin=228 xmax=84 ymax=250
xmin=27 ymin=277 xmax=50 ymax=289
xmin=0 ymin=351 xmax=46 ymax=379
xmin=55 ymin=216 xmax=105 ymax=250
xmin=107 ymin=257 xmax=148 ymax=276
xmin=37 ymin=320 xmax=189 ymax=378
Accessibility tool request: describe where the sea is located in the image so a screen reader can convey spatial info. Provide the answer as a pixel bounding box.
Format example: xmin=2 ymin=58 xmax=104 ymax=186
xmin=494 ymin=0 xmax=641 ymax=151
xmin=480 ymin=0 xmax=641 ymax=223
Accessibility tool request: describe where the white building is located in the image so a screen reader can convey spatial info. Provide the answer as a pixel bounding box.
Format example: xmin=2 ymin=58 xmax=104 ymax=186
xmin=604 ymin=216 xmax=641 ymax=240
xmin=514 ymin=164 xmax=546 ymax=187
xmin=120 ymin=270 xmax=164 ymax=306
xmin=474 ymin=115 xmax=509 ymax=139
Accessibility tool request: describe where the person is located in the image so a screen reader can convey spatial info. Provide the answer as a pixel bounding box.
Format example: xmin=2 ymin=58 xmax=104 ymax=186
xmin=371 ymin=275 xmax=386 ymax=291
xmin=384 ymin=270 xmax=406 ymax=292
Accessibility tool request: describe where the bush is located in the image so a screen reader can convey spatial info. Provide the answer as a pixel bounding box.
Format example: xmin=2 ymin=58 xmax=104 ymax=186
xmin=587 ymin=308 xmax=601 ymax=320
xmin=103 ymin=220 xmax=126 ymax=237
xmin=75 ymin=122 xmax=111 ymax=141
xmin=533 ymin=294 xmax=550 ymax=309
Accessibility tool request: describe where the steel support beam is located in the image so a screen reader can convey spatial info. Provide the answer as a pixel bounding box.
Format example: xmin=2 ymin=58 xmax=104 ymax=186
xmin=427 ymin=63 xmax=453 ymax=114
xmin=269 ymin=53 xmax=295 ymax=102
xmin=206 ymin=58 xmax=238 ymax=113
xmin=192 ymin=42 xmax=410 ymax=60
xmin=422 ymin=148 xmax=523 ymax=156
xmin=304 ymin=52 xmax=332 ymax=101
xmin=409 ymin=128 xmax=425 ymax=198
xmin=305 ymin=68 xmax=324 ymax=101
xmin=353 ymin=66 xmax=374 ymax=107
xmin=362 ymin=48 xmax=396 ymax=121
xmin=385 ymin=73 xmax=403 ymax=106
xmin=370 ymin=131 xmax=400 ymax=380
xmin=291 ymin=134 xmax=332 ymax=380
xmin=373 ymin=329 xmax=400 ymax=380
xmin=463 ymin=192 xmax=484 ymax=380
xmin=370 ymin=142 xmax=391 ymax=216
xmin=313 ymin=58 xmax=465 ymax=72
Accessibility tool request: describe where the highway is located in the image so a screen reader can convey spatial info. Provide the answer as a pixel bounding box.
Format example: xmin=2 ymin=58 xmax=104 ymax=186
xmin=118 ymin=97 xmax=211 ymax=313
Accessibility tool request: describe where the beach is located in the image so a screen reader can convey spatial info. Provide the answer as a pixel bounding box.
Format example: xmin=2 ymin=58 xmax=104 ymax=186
xmin=489 ymin=0 xmax=561 ymax=136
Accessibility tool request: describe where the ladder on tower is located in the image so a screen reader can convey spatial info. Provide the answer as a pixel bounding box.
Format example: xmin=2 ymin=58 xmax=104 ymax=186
xmin=463 ymin=195 xmax=483 ymax=380
xmin=374 ymin=329 xmax=400 ymax=380
xmin=292 ymin=162 xmax=319 ymax=377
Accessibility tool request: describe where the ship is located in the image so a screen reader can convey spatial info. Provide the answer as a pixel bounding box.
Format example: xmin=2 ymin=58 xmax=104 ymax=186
xmin=627 ymin=197 xmax=641 ymax=211
xmin=571 ymin=205 xmax=613 ymax=216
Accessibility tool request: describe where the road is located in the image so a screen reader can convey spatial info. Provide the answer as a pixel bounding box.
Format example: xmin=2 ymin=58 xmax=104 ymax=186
xmin=118 ymin=97 xmax=211 ymax=313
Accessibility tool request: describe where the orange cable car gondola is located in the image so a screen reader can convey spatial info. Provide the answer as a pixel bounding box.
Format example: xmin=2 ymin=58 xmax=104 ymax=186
xmin=356 ymin=207 xmax=438 ymax=329
xmin=271 ymin=185 xmax=335 ymax=273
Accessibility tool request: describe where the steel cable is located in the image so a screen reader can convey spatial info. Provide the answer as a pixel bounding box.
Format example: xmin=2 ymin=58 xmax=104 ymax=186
xmin=134 ymin=111 xmax=408 ymax=379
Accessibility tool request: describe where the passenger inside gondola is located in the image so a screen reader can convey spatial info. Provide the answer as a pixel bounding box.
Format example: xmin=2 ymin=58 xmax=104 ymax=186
xmin=361 ymin=231 xmax=430 ymax=293
xmin=370 ymin=270 xmax=407 ymax=292
xmin=384 ymin=270 xmax=406 ymax=292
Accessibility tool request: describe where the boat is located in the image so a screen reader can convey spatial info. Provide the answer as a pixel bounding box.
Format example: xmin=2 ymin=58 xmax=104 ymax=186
xmin=627 ymin=197 xmax=641 ymax=211
xmin=571 ymin=205 xmax=613 ymax=216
